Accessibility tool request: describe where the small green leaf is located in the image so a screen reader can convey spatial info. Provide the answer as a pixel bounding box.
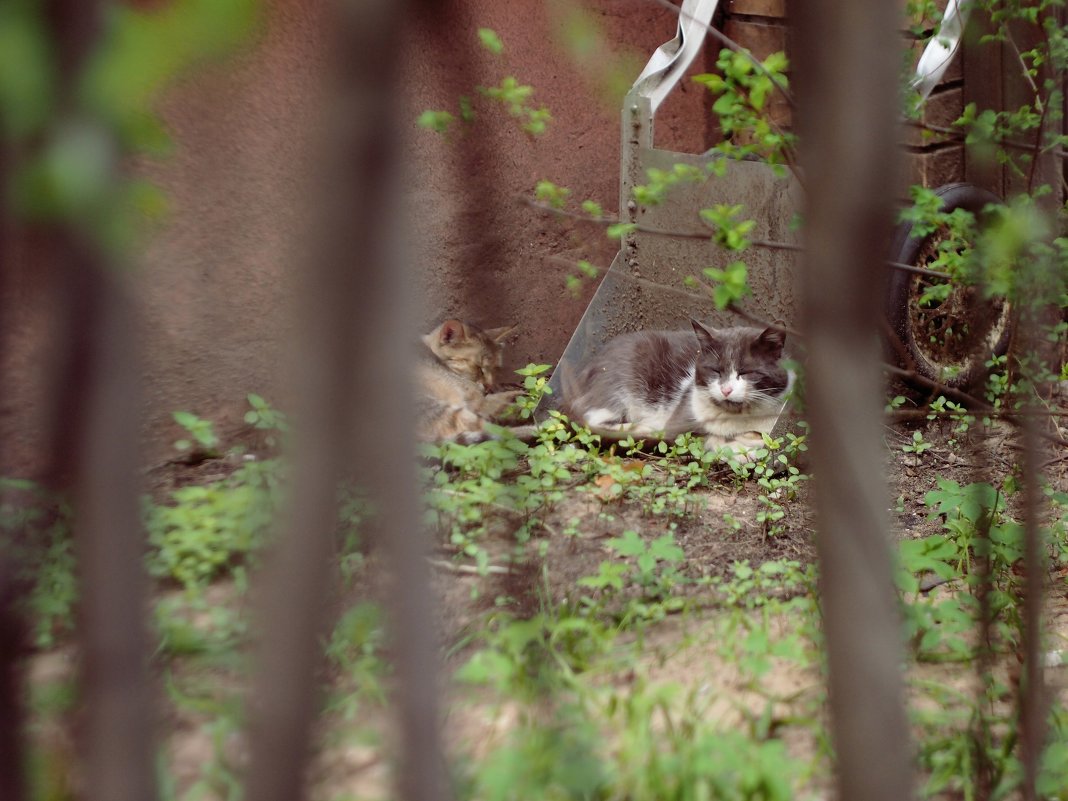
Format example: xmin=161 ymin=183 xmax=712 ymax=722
xmin=477 ymin=28 xmax=504 ymax=55
xmin=581 ymin=200 xmax=603 ymax=218
xmin=605 ymin=530 xmax=646 ymax=558
xmin=173 ymin=411 xmax=198 ymax=427
xmin=606 ymin=222 xmax=637 ymax=239
xmin=515 ymin=363 xmax=551 ymax=377
xmin=648 ymin=535 xmax=684 ymax=564
xmin=455 ymin=649 xmax=513 ymax=687
xmin=535 ymin=180 xmax=570 ymax=208
xmin=417 ymin=109 xmax=455 ymax=133
xmin=458 ymin=95 xmax=475 ymax=122
xmin=692 ymin=73 xmax=726 ymax=93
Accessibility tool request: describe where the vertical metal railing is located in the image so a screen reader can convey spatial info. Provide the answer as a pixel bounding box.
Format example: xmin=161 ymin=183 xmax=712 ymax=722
xmin=242 ymin=2 xmax=448 ymax=801
xmin=44 ymin=3 xmax=159 ymax=801
xmin=791 ymin=1 xmax=916 ymax=800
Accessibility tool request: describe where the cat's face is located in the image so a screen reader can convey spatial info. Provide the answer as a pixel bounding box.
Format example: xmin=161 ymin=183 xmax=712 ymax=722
xmin=690 ymin=320 xmax=789 ymax=412
xmin=424 ymin=319 xmax=515 ymax=389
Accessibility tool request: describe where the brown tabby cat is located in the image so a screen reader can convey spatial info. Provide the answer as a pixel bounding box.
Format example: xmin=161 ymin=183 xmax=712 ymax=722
xmin=416 ymin=319 xmax=531 ymax=444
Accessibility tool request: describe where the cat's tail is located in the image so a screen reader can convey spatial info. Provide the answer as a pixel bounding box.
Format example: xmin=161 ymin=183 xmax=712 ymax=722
xmin=556 ymin=358 xmax=586 ymax=425
xmin=484 ymin=423 xmax=539 ymax=443
xmin=433 ymin=423 xmax=539 ymax=447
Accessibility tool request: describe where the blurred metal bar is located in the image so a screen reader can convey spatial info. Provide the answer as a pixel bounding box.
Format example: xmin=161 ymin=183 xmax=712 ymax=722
xmin=1017 ymin=314 xmax=1051 ymax=801
xmin=45 ymin=1 xmax=160 ymax=799
xmin=790 ymin=0 xmax=914 ymax=799
xmin=243 ymin=1 xmax=448 ymax=800
xmin=1019 ymin=410 xmax=1047 ymax=801
xmin=0 ymin=562 xmax=26 ymax=801
xmin=0 ymin=73 xmax=26 ymax=801
xmin=71 ymin=258 xmax=157 ymax=801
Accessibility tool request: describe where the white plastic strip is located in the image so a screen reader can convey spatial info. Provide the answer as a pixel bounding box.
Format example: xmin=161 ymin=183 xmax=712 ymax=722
xmin=632 ymin=0 xmax=721 ymax=115
xmin=910 ymin=0 xmax=972 ymax=100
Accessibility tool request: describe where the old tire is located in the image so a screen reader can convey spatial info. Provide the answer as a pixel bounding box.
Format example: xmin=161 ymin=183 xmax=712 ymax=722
xmin=886 ymin=182 xmax=1014 ymax=390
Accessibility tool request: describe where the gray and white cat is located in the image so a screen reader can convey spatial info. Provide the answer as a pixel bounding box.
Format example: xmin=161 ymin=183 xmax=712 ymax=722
xmin=562 ymin=320 xmax=793 ymax=457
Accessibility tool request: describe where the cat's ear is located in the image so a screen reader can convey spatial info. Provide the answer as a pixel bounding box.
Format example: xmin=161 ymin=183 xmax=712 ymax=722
xmin=439 ymin=319 xmax=467 ymax=344
xmin=755 ymin=327 xmax=786 ymax=357
xmin=690 ymin=319 xmax=721 ymax=356
xmin=485 ymin=324 xmax=518 ymax=344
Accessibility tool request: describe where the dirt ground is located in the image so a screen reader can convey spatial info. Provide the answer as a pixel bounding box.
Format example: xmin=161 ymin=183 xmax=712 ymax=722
xmin=25 ymin=375 xmax=1068 ymax=800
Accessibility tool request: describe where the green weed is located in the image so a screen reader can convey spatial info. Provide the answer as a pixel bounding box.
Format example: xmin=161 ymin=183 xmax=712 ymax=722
xmin=0 ymin=479 xmax=77 ymax=648
xmin=323 ymin=601 xmax=389 ymax=719
xmin=172 ymin=410 xmax=220 ymax=456
xmin=144 ymin=462 xmax=279 ymax=591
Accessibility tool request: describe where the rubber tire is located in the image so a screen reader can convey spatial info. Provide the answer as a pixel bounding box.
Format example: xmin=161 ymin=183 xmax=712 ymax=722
xmin=885 ymin=182 xmax=1014 ymax=390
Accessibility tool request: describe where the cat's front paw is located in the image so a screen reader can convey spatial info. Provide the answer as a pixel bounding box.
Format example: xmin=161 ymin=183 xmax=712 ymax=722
xmin=704 ymin=432 xmax=765 ymax=464
xmin=480 ymin=390 xmax=524 ymax=421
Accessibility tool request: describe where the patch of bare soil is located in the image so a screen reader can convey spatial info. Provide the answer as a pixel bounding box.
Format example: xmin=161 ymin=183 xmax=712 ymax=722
xmin=142 ymin=424 xmax=280 ymax=502
xmin=26 ymin=381 xmax=1068 ymax=801
xmin=442 ymin=464 xmax=815 ymax=620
